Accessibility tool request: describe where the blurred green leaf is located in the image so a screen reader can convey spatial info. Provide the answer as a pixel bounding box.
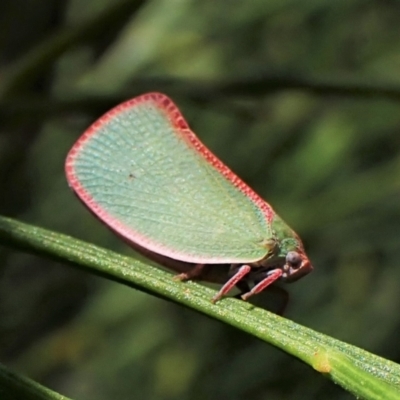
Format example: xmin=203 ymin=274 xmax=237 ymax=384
xmin=0 ymin=362 xmax=72 ymax=400
xmin=0 ymin=0 xmax=147 ymax=97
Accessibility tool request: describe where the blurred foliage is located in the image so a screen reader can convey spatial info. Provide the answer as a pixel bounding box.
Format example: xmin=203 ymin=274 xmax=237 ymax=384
xmin=1 ymin=0 xmax=400 ymax=399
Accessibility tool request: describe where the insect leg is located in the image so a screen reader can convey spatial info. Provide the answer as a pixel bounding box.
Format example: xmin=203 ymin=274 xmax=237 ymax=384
xmin=241 ymin=269 xmax=283 ymax=301
xmin=234 ymin=280 xmax=251 ymax=297
xmin=211 ymin=264 xmax=251 ymax=303
xmin=173 ymin=264 xmax=206 ymax=281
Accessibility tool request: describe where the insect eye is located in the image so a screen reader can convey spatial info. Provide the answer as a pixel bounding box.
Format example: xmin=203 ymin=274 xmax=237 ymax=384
xmin=286 ymin=251 xmax=301 ymax=268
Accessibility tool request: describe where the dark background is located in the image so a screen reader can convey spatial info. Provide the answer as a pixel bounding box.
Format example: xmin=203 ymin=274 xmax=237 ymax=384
xmin=1 ymin=1 xmax=400 ymax=399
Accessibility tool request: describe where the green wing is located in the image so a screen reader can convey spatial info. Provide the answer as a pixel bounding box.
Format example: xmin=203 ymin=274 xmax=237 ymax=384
xmin=66 ymin=93 xmax=271 ymax=264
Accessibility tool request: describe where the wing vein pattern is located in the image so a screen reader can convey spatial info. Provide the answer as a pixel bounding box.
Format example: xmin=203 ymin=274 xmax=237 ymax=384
xmin=69 ymin=97 xmax=270 ymax=263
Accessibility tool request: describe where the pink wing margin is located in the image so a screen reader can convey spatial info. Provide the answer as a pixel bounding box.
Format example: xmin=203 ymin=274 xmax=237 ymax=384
xmin=65 ymin=92 xmax=275 ymax=262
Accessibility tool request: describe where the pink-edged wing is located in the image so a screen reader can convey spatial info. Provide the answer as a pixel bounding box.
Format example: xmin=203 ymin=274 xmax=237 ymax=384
xmin=65 ymin=93 xmax=275 ymax=264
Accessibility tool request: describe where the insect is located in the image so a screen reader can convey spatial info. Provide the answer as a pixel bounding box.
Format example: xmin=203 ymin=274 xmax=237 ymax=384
xmin=65 ymin=92 xmax=313 ymax=303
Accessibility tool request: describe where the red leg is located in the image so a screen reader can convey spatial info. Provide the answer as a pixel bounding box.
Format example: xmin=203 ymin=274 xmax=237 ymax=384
xmin=173 ymin=264 xmax=205 ymax=281
xmin=241 ymin=269 xmax=283 ymax=301
xmin=211 ymin=265 xmax=251 ymax=303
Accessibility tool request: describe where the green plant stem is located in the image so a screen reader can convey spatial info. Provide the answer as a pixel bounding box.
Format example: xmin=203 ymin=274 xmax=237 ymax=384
xmin=0 ymin=215 xmax=399 ymax=400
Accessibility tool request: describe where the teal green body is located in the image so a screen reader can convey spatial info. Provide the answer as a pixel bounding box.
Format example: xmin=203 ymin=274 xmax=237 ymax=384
xmin=65 ymin=93 xmax=312 ymax=301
